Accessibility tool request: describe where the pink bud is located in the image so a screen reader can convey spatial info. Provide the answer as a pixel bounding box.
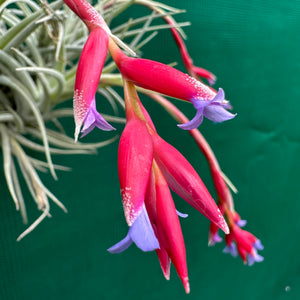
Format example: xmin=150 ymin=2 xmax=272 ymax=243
xmin=109 ymin=40 xmax=235 ymax=129
xmin=145 ymin=164 xmax=189 ymax=293
xmin=118 ymin=117 xmax=154 ymax=226
xmin=145 ymin=169 xmax=171 ymax=281
xmin=151 ymin=132 xmax=229 ymax=234
xmin=109 ymin=41 xmax=215 ymax=101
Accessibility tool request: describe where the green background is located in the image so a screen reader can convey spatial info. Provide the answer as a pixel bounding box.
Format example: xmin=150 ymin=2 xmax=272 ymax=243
xmin=1 ymin=0 xmax=300 ymax=299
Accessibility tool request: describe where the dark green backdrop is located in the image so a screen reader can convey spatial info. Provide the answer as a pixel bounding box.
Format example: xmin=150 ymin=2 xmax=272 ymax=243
xmin=1 ymin=0 xmax=300 ymax=299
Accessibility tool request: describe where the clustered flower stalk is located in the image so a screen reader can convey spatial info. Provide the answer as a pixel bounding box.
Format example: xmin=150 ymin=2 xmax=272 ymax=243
xmin=0 ymin=0 xmax=263 ymax=293
xmin=59 ymin=0 xmax=264 ymax=293
xmin=148 ymin=93 xmax=263 ymax=265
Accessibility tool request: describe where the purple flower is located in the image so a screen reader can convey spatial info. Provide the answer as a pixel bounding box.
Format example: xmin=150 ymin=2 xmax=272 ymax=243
xmin=178 ymin=88 xmax=236 ymax=130
xmin=223 ymin=242 xmax=238 ymax=257
xmin=236 ymin=219 xmax=247 ymax=227
xmin=80 ymin=98 xmax=115 ymax=138
xmin=209 ymin=232 xmax=223 ymax=246
xmin=224 ymin=224 xmax=264 ymax=265
xmin=108 ymin=206 xmax=159 ymax=253
xmin=248 ymin=240 xmax=264 ymax=265
xmin=248 ymin=249 xmax=264 ymax=266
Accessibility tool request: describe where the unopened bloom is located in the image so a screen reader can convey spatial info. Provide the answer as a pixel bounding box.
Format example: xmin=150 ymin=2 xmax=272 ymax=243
xmin=223 ymin=224 xmax=264 ymax=266
xmin=73 ymin=27 xmax=115 ymax=141
xmin=146 ymin=162 xmax=190 ymax=293
xmin=151 ymin=131 xmax=229 ymax=234
xmin=109 ymin=40 xmax=235 ymax=130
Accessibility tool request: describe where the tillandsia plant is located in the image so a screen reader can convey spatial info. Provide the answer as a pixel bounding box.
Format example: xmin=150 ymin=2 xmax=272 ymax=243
xmin=0 ymin=0 xmax=263 ymax=293
xmin=0 ymin=0 xmax=121 ymax=240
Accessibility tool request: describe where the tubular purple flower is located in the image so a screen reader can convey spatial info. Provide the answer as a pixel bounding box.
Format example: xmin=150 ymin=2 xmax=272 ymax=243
xmin=178 ymin=88 xmax=236 ymax=130
xmin=80 ymin=98 xmax=115 ymax=137
xmin=209 ymin=232 xmax=223 ymax=246
xmin=73 ymin=27 xmax=115 ymax=141
xmin=223 ymin=243 xmax=238 ymax=257
xmin=107 ymin=205 xmax=159 ymax=253
xmin=248 ymin=246 xmax=264 ymax=266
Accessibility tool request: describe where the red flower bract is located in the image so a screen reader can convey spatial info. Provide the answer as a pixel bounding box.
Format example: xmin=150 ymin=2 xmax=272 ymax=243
xmin=118 ymin=116 xmax=153 ymax=226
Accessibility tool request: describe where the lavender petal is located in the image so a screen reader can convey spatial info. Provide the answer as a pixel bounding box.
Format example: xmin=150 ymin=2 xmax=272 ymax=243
xmin=254 ymin=239 xmax=264 ymax=250
xmin=223 ymin=243 xmax=238 ymax=257
xmin=211 ymin=88 xmax=225 ymax=104
xmin=176 ymin=209 xmax=188 ymax=218
xmin=209 ymin=233 xmax=223 ymax=246
xmin=129 ymin=206 xmax=160 ymax=252
xmin=208 ymin=78 xmax=216 ymax=86
xmin=178 ymin=107 xmax=204 ymax=130
xmin=248 ymin=252 xmax=264 ymax=266
xmin=107 ymin=234 xmax=133 ymax=253
xmin=248 ymin=254 xmax=255 ymax=266
xmin=254 ymin=253 xmax=264 ymax=263
xmin=81 ymin=99 xmax=115 ymax=137
xmin=204 ymin=104 xmax=236 ymax=123
xmin=236 ymin=219 xmax=247 ymax=227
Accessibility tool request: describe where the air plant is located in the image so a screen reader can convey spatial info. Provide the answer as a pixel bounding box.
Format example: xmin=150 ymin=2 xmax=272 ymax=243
xmin=0 ymin=0 xmax=263 ymax=293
